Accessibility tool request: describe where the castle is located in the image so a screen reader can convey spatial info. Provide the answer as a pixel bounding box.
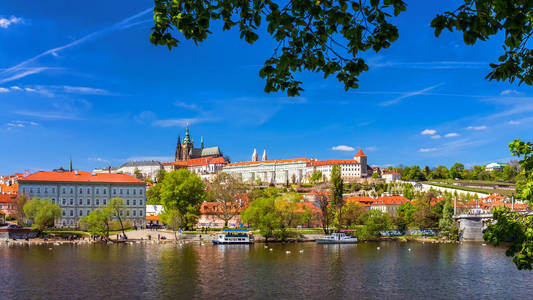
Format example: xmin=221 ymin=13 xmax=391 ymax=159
xmin=175 ymin=125 xmax=223 ymax=161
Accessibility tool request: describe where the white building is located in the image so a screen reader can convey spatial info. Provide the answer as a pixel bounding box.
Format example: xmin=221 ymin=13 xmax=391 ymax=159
xmin=223 ymin=157 xmax=310 ymax=185
xmin=306 ymin=149 xmax=369 ymax=182
xmin=18 ymin=171 xmax=147 ymax=228
xmin=382 ymin=171 xmax=401 ymax=183
xmin=162 ymin=156 xmax=228 ymax=181
xmin=485 ymin=162 xmax=506 ymax=172
xmin=94 ymin=161 xmax=162 ymax=181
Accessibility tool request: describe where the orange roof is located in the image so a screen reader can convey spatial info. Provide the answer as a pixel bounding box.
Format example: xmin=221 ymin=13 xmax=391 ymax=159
xmin=186 ymin=156 xmax=227 ymax=167
xmin=372 ymin=196 xmax=410 ymax=206
xmin=0 ymin=183 xmax=18 ymax=194
xmin=308 ymin=159 xmax=361 ymax=167
xmin=0 ymin=194 xmax=17 ymax=203
xmin=226 ymin=158 xmax=311 ymax=167
xmin=200 ymin=200 xmax=248 ymax=214
xmin=296 ymin=202 xmax=321 ymax=213
xmin=480 ymin=194 xmax=506 ymax=202
xmin=383 ymin=171 xmax=400 ymax=176
xmin=430 ymin=197 xmax=445 ymax=206
xmin=19 ymin=171 xmax=145 ymax=184
xmin=355 ymin=149 xmax=367 ymax=157
xmin=346 ymin=196 xmax=374 ymax=206
xmin=146 ymin=215 xmax=160 ymax=221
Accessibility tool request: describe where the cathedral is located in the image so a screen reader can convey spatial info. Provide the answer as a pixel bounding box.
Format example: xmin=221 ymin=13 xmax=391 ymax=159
xmin=174 ymin=125 xmax=223 ymax=161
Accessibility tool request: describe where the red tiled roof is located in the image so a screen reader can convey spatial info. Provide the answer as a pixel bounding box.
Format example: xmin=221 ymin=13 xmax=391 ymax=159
xmin=226 ymin=158 xmax=311 ymax=167
xmin=19 ymin=171 xmax=144 ymax=184
xmin=383 ymin=171 xmax=400 ymax=176
xmin=164 ymin=157 xmax=228 ymax=167
xmin=200 ymin=201 xmax=247 ymax=214
xmin=146 ymin=215 xmax=160 ymax=221
xmin=307 ymin=159 xmax=361 ymax=167
xmin=297 ymin=202 xmax=321 ymax=213
xmin=372 ymin=196 xmax=410 ymax=206
xmin=346 ymin=196 xmax=374 ymax=206
xmin=0 ymin=183 xmax=18 ymax=194
xmin=0 ymin=194 xmax=17 ymax=203
xmin=355 ymin=149 xmax=367 ymax=157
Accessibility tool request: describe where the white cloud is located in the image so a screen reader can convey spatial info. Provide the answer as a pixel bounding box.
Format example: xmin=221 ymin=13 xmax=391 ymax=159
xmin=6 ymin=120 xmax=39 ymax=129
xmin=332 ymin=145 xmax=355 ymax=151
xmin=152 ymin=118 xmax=206 ymax=128
xmin=174 ymin=101 xmax=201 ymax=111
xmin=0 ymin=87 xmax=9 ymax=93
xmin=24 ymin=87 xmax=36 ymax=92
xmin=500 ymin=89 xmax=523 ymax=97
xmin=421 ymin=129 xmax=437 ymax=135
xmin=419 ymin=148 xmax=438 ymax=153
xmin=381 ymin=83 xmax=444 ymax=106
xmin=467 ymin=125 xmax=487 ymax=130
xmin=9 ymin=86 xmax=22 ymax=90
xmin=366 ymin=146 xmax=378 ymax=151
xmin=0 ymin=16 xmax=23 ymax=29
xmin=430 ymin=135 xmax=441 ymax=139
xmin=445 ymin=132 xmax=459 ymax=138
xmin=508 ymin=120 xmax=520 ymax=125
xmin=15 ymin=110 xmax=79 ymax=120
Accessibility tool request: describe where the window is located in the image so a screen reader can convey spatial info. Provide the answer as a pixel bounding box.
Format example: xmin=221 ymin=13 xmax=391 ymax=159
xmin=87 ymin=188 xmax=90 ymax=194
xmin=30 ymin=188 xmax=33 ymax=193
xmin=70 ymin=210 xmax=73 ymax=216
xmin=133 ymin=189 xmax=136 ymax=195
xmin=139 ymin=189 xmax=143 ymax=195
xmin=103 ymin=199 xmax=107 ymax=205
xmin=87 ymin=199 xmax=90 ymax=205
xmin=70 ymin=188 xmax=73 ymax=194
xmin=103 ymin=189 xmax=107 ymax=195
xmin=113 ymin=189 xmax=116 ymax=195
xmin=87 ymin=210 xmax=90 ymax=216
xmin=139 ymin=200 xmax=143 ymax=206
xmin=96 ymin=189 xmax=99 ymax=195
xmin=133 ymin=200 xmax=136 ymax=206
xmin=120 ymin=189 xmax=123 ymax=195
xmin=62 ymin=199 xmax=66 ymax=205
xmin=126 ymin=199 xmax=130 ymax=206
xmin=79 ymin=188 xmax=83 ymax=194
xmin=96 ymin=199 xmax=100 ymax=205
xmin=133 ymin=210 xmax=136 ymax=216
xmin=44 ymin=188 xmax=48 ymax=193
xmin=63 ymin=188 xmax=66 ymax=193
xmin=70 ymin=199 xmax=73 ymax=205
xmin=79 ymin=210 xmax=83 ymax=216
xmin=63 ymin=210 xmax=66 ymax=216
xmin=79 ymin=199 xmax=82 ymax=205
xmin=126 ymin=189 xmax=129 ymax=195
xmin=52 ymin=188 xmax=55 ymax=193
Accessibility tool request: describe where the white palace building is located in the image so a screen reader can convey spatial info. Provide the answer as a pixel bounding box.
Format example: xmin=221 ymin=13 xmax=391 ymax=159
xmin=222 ymin=148 xmax=371 ymax=184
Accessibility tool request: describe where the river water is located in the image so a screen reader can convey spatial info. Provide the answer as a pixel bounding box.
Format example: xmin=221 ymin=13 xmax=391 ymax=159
xmin=0 ymin=241 xmax=531 ymax=299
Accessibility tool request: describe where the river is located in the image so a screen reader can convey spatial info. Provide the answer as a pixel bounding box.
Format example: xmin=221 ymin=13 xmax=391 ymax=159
xmin=0 ymin=241 xmax=531 ymax=299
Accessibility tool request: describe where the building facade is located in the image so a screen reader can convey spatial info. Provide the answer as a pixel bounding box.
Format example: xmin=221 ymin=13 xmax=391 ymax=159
xmin=18 ymin=171 xmax=147 ymax=228
xmin=223 ymin=157 xmax=311 ymax=185
xmin=306 ymin=149 xmax=369 ymax=182
xmin=175 ymin=125 xmax=223 ymax=161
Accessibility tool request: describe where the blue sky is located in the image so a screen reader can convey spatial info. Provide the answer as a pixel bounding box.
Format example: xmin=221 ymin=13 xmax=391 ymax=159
xmin=1 ymin=0 xmax=532 ymax=174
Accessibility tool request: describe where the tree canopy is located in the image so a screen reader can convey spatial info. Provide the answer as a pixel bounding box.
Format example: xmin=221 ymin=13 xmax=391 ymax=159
xmin=151 ymin=0 xmax=532 ymax=96
xmin=23 ymin=198 xmax=62 ymax=230
xmin=160 ymin=169 xmax=206 ymax=215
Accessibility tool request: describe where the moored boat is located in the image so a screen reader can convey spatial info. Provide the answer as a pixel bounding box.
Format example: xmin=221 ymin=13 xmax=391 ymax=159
xmin=212 ymin=229 xmax=254 ymax=244
xmin=316 ymin=232 xmax=358 ymax=244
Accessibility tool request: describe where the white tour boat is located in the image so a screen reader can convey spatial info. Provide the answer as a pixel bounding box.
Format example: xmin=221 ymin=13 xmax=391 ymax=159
xmin=316 ymin=232 xmax=358 ymax=244
xmin=212 ymin=230 xmax=254 ymax=245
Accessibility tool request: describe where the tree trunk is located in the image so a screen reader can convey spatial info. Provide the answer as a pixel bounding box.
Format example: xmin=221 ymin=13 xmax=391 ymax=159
xmin=117 ymin=215 xmax=127 ymax=240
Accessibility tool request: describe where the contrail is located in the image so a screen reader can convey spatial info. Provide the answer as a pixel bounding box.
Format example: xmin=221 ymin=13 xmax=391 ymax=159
xmin=0 ymin=7 xmax=153 ymax=83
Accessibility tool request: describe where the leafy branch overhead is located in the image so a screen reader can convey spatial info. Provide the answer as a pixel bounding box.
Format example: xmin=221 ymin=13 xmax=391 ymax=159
xmin=431 ymin=0 xmax=533 ymax=85
xmin=151 ymin=0 xmax=532 ymax=96
xmin=150 ymin=0 xmax=406 ymax=96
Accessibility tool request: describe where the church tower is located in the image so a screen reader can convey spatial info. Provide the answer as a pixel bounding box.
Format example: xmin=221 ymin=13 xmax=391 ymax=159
xmin=252 ymin=148 xmax=258 ymax=162
xmin=181 ymin=124 xmax=193 ymax=160
xmin=175 ymin=136 xmax=182 ymax=161
xmin=262 ymin=149 xmax=268 ymax=161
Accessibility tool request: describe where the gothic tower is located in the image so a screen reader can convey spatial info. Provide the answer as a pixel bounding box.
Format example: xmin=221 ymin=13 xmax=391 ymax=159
xmin=181 ymin=124 xmax=193 ymax=160
xmin=175 ymin=136 xmax=182 ymax=161
xmin=262 ymin=149 xmax=268 ymax=161
xmin=252 ymin=148 xmax=258 ymax=162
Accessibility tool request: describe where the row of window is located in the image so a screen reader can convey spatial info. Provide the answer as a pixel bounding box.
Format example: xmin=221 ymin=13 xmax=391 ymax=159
xmin=54 ymin=199 xmax=143 ymax=206
xmin=22 ymin=187 xmax=144 ymax=196
xmin=62 ymin=209 xmax=144 ymax=217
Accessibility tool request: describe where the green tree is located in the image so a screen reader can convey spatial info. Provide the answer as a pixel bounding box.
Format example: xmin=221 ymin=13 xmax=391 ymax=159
xmin=241 ymin=196 xmax=279 ymax=242
xmin=156 ymin=168 xmax=167 ymax=183
xmin=108 ymin=197 xmax=129 ymax=239
xmin=407 ymin=165 xmax=426 ymax=181
xmin=133 ymin=168 xmax=144 ymax=180
xmin=330 ymin=164 xmax=344 ymax=228
xmin=160 ymin=169 xmax=206 ymax=227
xmin=146 ymin=183 xmax=163 ymax=205
xmin=423 ymin=166 xmax=432 ymax=179
xmin=439 ymin=199 xmax=459 ymax=241
xmin=310 ymin=170 xmax=323 ymax=184
xmin=14 ymin=194 xmax=28 ymax=226
xmin=161 ymin=209 xmax=184 ymax=240
xmin=359 ymin=209 xmax=391 ymax=239
xmin=502 ymin=164 xmax=518 ymax=181
xmin=449 ymin=163 xmax=465 ymax=179
xmin=338 ymin=201 xmax=365 ymax=228
xmin=23 ymin=198 xmax=62 ymax=230
xmin=395 ymin=201 xmax=416 ymax=231
xmin=433 ymin=166 xmax=449 ymax=179
xmin=431 ymin=0 xmax=533 ymax=86
xmin=208 ymin=172 xmax=245 ymax=227
xmin=80 ymin=208 xmax=112 ymax=241
xmin=371 ymin=172 xmax=379 ymax=179
xmin=509 ymin=139 xmax=533 ymax=201
xmin=314 ymin=185 xmax=333 ymax=234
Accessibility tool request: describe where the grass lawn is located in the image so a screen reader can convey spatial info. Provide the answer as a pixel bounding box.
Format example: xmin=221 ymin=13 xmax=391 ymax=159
xmin=424 ymin=182 xmax=514 ymax=196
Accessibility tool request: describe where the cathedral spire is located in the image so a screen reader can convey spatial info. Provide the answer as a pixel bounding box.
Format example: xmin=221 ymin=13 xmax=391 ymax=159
xmin=201 ymin=136 xmax=204 ymax=149
xmin=262 ymin=149 xmax=267 ymax=161
xmin=69 ymin=155 xmax=73 ymax=172
xmin=175 ymin=135 xmax=182 ymax=161
xmin=183 ymin=122 xmax=191 ymax=144
xmin=252 ymin=148 xmax=258 ymax=162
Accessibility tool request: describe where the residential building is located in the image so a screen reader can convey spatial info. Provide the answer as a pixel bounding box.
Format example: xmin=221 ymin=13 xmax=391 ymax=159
xmin=0 ymin=194 xmax=17 ymax=217
xmin=382 ymin=171 xmax=401 ymax=183
xmin=18 ymin=171 xmax=147 ymax=228
xmin=485 ymin=162 xmax=506 ymax=172
xmin=197 ymin=201 xmax=246 ymax=228
xmin=306 ymin=149 xmax=369 ymax=182
xmin=94 ymin=161 xmax=162 ymax=181
xmin=369 ymin=196 xmax=410 ymax=217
